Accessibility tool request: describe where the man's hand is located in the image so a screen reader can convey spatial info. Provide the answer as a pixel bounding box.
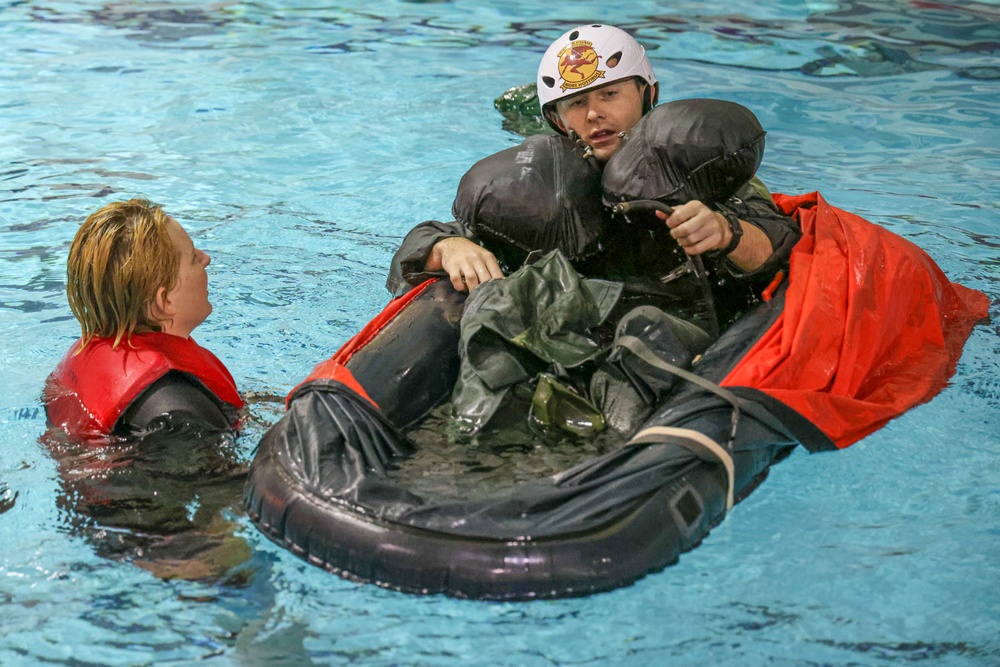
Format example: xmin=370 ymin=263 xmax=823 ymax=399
xmin=656 ymin=201 xmax=773 ymax=271
xmin=657 ymin=201 xmax=730 ymax=256
xmin=427 ymin=237 xmax=505 ymax=292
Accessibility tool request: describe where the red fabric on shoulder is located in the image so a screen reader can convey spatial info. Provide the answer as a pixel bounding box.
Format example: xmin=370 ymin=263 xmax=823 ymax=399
xmin=288 ymin=278 xmax=438 ymax=408
xmin=722 ymin=192 xmax=990 ymax=448
xmin=46 ymin=332 xmax=243 ymax=439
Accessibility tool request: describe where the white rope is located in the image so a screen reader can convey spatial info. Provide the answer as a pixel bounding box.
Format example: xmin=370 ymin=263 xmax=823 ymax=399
xmin=628 ymin=426 xmax=735 ymax=511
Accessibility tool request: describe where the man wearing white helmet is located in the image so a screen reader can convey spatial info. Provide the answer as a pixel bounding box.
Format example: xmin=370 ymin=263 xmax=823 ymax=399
xmin=536 ymin=23 xmax=659 ymax=161
xmin=387 ymin=24 xmax=798 ymax=297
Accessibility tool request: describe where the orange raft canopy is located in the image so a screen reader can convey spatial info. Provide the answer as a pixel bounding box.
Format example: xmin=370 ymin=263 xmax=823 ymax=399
xmin=723 ymin=191 xmax=990 ymax=449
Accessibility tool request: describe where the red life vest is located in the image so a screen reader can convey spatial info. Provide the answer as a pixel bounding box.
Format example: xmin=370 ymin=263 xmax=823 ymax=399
xmin=45 ymin=332 xmax=243 ymax=439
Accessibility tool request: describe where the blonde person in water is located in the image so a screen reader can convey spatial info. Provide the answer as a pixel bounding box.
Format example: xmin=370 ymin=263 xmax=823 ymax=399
xmin=46 ymin=198 xmax=243 ymax=439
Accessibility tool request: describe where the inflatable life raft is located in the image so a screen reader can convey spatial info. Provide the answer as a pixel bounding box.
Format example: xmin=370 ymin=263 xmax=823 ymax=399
xmin=244 ymin=101 xmax=988 ymax=600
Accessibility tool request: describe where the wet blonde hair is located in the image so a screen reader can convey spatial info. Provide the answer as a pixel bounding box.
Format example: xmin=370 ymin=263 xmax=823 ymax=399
xmin=67 ymin=198 xmax=179 ymax=349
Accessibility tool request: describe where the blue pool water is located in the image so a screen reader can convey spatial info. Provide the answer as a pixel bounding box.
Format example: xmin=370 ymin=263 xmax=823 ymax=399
xmin=2 ymin=1 xmax=998 ymax=664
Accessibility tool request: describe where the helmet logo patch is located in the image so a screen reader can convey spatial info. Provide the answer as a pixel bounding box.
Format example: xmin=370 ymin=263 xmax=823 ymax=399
xmin=556 ymin=40 xmax=605 ymax=92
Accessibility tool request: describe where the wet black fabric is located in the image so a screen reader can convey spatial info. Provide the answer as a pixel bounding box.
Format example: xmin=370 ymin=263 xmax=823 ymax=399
xmin=573 ymin=188 xmax=783 ymax=332
xmin=592 ymin=305 xmax=713 ymax=434
xmin=276 ymin=380 xmax=418 ymax=507
xmin=449 ymin=251 xmax=622 ymax=432
xmin=256 ymin=377 xmax=796 ymax=540
xmin=116 ymin=370 xmax=233 ymax=435
xmin=46 ymin=415 xmax=250 ymax=581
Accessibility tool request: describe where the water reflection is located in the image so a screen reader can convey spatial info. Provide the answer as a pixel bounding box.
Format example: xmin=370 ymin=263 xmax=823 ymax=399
xmin=19 ymin=1 xmax=998 ymax=78
xmin=41 ymin=417 xmax=253 ymax=585
xmin=0 ymin=481 xmax=17 ymax=514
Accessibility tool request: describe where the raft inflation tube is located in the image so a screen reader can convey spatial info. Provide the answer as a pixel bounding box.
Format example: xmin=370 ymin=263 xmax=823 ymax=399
xmin=244 ymin=100 xmax=990 ymax=600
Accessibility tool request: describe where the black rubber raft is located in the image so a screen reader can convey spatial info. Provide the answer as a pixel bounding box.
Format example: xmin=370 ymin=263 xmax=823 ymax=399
xmin=244 ymin=99 xmax=834 ymax=600
xmin=244 ymin=277 xmax=833 ymax=600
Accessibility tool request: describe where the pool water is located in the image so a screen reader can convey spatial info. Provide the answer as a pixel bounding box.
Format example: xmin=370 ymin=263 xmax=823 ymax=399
xmin=2 ymin=1 xmax=998 ymax=665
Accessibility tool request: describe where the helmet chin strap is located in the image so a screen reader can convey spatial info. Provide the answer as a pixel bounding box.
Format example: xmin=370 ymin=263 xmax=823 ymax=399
xmin=567 ymin=130 xmax=595 ymax=159
xmin=643 ymin=81 xmax=660 ymax=113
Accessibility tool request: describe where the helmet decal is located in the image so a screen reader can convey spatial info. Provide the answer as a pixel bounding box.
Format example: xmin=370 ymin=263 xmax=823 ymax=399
xmin=556 ymin=41 xmax=606 ymax=92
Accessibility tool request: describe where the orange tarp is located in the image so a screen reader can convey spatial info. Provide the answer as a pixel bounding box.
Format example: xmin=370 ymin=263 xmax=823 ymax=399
xmin=722 ymin=192 xmax=990 ymax=448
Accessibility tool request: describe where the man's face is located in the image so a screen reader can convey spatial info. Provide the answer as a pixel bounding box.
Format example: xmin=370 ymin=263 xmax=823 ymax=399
xmin=553 ymin=79 xmax=646 ymax=161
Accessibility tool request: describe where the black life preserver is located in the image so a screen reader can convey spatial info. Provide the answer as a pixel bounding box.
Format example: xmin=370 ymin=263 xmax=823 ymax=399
xmin=452 ymin=101 xmax=766 ymax=275
xmin=602 ymin=98 xmax=766 ymax=206
xmin=452 ymin=134 xmax=609 ymax=267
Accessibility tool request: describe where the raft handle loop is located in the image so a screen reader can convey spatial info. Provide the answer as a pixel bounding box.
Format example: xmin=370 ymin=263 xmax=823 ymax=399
xmin=611 ymin=199 xmax=721 ymax=339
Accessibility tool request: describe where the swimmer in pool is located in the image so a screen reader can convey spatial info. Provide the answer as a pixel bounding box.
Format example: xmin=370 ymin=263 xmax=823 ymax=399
xmin=45 ymin=198 xmax=243 ymax=439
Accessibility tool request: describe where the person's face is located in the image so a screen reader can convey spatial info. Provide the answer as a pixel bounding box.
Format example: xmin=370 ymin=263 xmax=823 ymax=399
xmin=160 ymin=217 xmax=212 ymax=338
xmin=553 ymin=79 xmax=646 ymax=161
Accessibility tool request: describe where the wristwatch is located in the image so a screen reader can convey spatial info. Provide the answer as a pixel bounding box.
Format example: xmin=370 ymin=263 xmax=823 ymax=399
xmin=716 ymin=205 xmax=743 ymax=256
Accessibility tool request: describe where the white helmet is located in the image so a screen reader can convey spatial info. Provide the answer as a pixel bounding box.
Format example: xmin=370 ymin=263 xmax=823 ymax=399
xmin=537 ymin=24 xmax=659 ymax=133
